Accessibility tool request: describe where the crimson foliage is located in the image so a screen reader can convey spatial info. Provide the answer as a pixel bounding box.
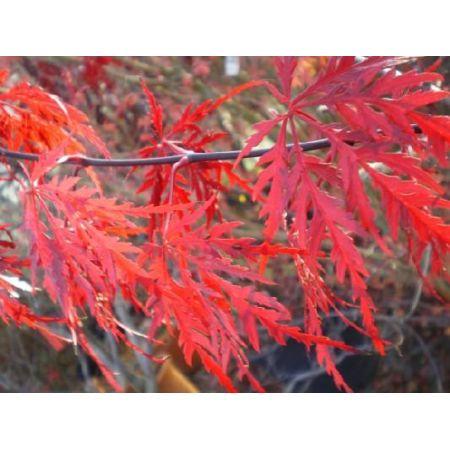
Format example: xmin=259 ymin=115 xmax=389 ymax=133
xmin=0 ymin=57 xmax=448 ymax=392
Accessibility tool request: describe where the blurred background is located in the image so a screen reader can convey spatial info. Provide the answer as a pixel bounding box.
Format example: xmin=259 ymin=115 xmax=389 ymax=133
xmin=0 ymin=56 xmax=448 ymax=393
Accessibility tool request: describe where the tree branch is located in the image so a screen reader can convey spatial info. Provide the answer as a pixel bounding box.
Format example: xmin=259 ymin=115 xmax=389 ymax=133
xmin=0 ymin=125 xmax=422 ymax=168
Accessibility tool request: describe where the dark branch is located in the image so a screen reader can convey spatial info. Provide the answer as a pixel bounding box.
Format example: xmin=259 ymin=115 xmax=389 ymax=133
xmin=0 ymin=138 xmax=331 ymax=167
xmin=0 ymin=125 xmax=422 ymax=168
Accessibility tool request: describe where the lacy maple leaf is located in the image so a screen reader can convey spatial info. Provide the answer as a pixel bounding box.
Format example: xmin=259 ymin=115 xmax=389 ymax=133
xmin=0 ymin=57 xmax=448 ymax=393
xmin=234 ymin=56 xmax=450 ymax=388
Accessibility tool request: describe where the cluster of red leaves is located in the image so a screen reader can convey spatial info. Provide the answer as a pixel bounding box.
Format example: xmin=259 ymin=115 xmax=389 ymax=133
xmin=0 ymin=223 xmax=69 ymax=351
xmin=138 ymin=197 xmax=353 ymax=391
xmin=0 ymin=69 xmax=108 ymax=156
xmin=136 ymin=79 xmax=259 ymax=222
xmin=80 ymin=57 xmax=119 ymax=92
xmin=22 ymin=170 xmax=157 ymax=390
xmin=0 ymin=57 xmax=448 ymax=392
xmin=236 ymin=56 xmax=450 ymax=390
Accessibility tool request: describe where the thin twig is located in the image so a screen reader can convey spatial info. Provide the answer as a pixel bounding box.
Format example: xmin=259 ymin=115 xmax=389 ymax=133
xmin=115 ymin=299 xmax=156 ymax=393
xmin=404 ymin=244 xmax=432 ymax=321
xmin=404 ymin=324 xmax=444 ymax=392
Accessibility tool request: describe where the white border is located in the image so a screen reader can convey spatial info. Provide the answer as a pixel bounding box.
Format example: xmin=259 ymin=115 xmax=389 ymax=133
xmin=0 ymin=394 xmax=447 ymax=449
xmin=0 ymin=2 xmax=447 ymax=448
xmin=0 ymin=1 xmax=448 ymax=55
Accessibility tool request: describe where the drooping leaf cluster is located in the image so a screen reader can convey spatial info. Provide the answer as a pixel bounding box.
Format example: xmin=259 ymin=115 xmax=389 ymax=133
xmin=0 ymin=57 xmax=448 ymax=391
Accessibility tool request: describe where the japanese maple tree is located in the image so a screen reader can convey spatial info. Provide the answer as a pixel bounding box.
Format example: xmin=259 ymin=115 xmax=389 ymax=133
xmin=0 ymin=56 xmax=448 ymax=392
